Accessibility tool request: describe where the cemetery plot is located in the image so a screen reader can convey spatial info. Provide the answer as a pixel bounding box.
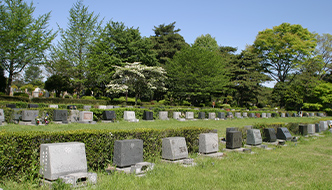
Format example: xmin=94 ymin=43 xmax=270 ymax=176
xmin=162 ymin=137 xmax=196 ymax=166
xmin=263 ymin=128 xmax=277 ymax=142
xmin=102 ymin=111 xmax=116 ymax=122
xmin=159 ymin=111 xmax=169 ymax=120
xmin=246 ymin=129 xmax=262 ymax=145
xmin=208 ymin=112 xmax=216 ymax=120
xmin=199 ymin=133 xmax=223 ymax=158
xmin=124 ymin=111 xmax=139 ymax=122
xmin=198 ymin=112 xmax=206 ymax=119
xmin=185 ymin=112 xmax=194 ymax=120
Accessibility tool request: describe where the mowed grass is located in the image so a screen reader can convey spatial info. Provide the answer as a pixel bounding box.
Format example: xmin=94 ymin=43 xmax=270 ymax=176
xmin=1 ymin=117 xmax=332 ymax=189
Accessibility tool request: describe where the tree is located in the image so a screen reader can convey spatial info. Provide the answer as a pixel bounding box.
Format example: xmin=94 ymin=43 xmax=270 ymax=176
xmin=50 ymin=0 xmax=102 ymax=96
xmin=24 ymin=65 xmax=44 ymax=87
xmin=315 ymin=33 xmax=332 ymax=80
xmin=107 ymin=62 xmax=167 ymax=105
xmin=150 ymin=22 xmax=188 ymax=65
xmin=193 ymin=34 xmax=219 ymax=51
xmin=166 ymin=46 xmax=229 ymax=106
xmin=44 ymin=75 xmax=73 ymax=97
xmin=0 ymin=67 xmax=6 ymax=93
xmin=87 ymin=21 xmax=158 ymax=95
xmin=0 ymin=0 xmax=55 ymax=95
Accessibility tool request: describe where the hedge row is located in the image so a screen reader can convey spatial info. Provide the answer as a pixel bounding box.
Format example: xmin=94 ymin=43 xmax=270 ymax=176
xmin=0 ymin=127 xmax=214 ymax=181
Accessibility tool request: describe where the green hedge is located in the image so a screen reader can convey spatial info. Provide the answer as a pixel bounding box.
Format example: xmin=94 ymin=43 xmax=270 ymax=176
xmin=0 ymin=95 xmax=29 ymax=102
xmin=0 ymin=127 xmax=214 ymax=181
xmin=31 ymin=97 xmax=107 ymax=105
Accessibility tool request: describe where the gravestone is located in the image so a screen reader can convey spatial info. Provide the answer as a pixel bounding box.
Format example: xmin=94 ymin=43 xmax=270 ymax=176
xmin=102 ymin=111 xmax=116 ymax=121
xmin=44 ymin=91 xmax=50 ymax=98
xmin=319 ymin=121 xmax=328 ymax=132
xmin=6 ymin=104 xmax=16 ymax=108
xmin=83 ymin=105 xmax=91 ymax=111
xmin=266 ymin=113 xmax=272 ymax=118
xmin=106 ymin=105 xmax=114 ymax=109
xmin=249 ymin=113 xmax=255 ymax=118
xmin=309 ymin=113 xmax=315 ymax=117
xmin=317 ymin=113 xmax=325 ymax=117
xmin=246 ymin=129 xmax=262 ymax=145
xmin=162 ymin=137 xmax=188 ymax=160
xmin=285 ymin=113 xmax=290 ymax=117
xmin=255 ymin=113 xmax=261 ymax=118
xmin=173 ymin=112 xmax=181 ymax=119
xmin=208 ymin=112 xmax=216 ymax=120
xmin=263 ymin=128 xmax=277 ymax=142
xmin=67 ymin=105 xmax=77 ymax=110
xmin=226 ymin=127 xmax=238 ymax=136
xmin=226 ymin=131 xmax=242 ymax=149
xmin=79 ymin=111 xmax=94 ymax=123
xmin=159 ymin=111 xmax=169 ymax=120
xmin=235 ymin=112 xmax=242 ymax=118
xmin=0 ymin=109 xmax=4 ymax=123
xmin=40 ymin=142 xmax=97 ymax=186
xmin=185 ymin=112 xmax=194 ymax=120
xmin=271 ymin=113 xmax=277 ymax=117
xmin=298 ymin=111 xmax=303 ymax=117
xmin=21 ymin=110 xmax=39 ymax=122
xmin=49 ymin=105 xmax=58 ymax=109
xmin=299 ymin=124 xmax=308 ymax=136
xmin=261 ymin=113 xmax=267 ymax=118
xmin=307 ymin=124 xmax=315 ymax=135
xmin=28 ymin=104 xmax=38 ymax=108
xmin=69 ymin=110 xmax=80 ymax=123
xmin=198 ymin=112 xmax=205 ymax=119
xmin=199 ymin=133 xmax=218 ymax=154
xmin=97 ymin=105 xmax=107 ymax=109
xmin=113 ymin=106 xmax=120 ymax=108
xmin=227 ymin=112 xmax=233 ymax=118
xmin=292 ymin=113 xmax=297 ymax=117
xmin=242 ymin=112 xmax=248 ymax=118
xmin=315 ymin=123 xmax=320 ymax=133
xmin=217 ymin=112 xmax=225 ymax=119
xmin=113 ymin=139 xmax=143 ymax=167
xmin=281 ymin=113 xmax=286 ymax=117
xmin=124 ymin=111 xmax=139 ymax=122
xmin=53 ymin=110 xmax=68 ymax=122
xmin=276 ymin=127 xmax=292 ymax=141
xmin=143 ymin=111 xmax=153 ymax=120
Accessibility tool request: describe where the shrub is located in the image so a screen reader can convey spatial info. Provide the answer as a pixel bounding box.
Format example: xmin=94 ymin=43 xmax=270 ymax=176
xmin=81 ymin=96 xmax=96 ymax=100
xmin=14 ymin=92 xmax=29 ymax=98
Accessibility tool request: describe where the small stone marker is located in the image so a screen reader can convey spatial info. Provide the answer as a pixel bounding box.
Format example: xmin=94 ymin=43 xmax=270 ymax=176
xmin=271 ymin=113 xmax=277 ymax=117
xmin=317 ymin=113 xmax=325 ymax=117
xmin=246 ymin=129 xmax=262 ymax=145
xmin=307 ymin=124 xmax=315 ymax=135
xmin=106 ymin=105 xmax=114 ymax=109
xmin=53 ymin=110 xmax=68 ymax=122
xmin=113 ymin=106 xmax=120 ymax=108
xmin=159 ymin=111 xmax=169 ymax=120
xmin=198 ymin=112 xmax=205 ymax=119
xmin=261 ymin=113 xmax=267 ymax=118
xmin=162 ymin=137 xmax=188 ymax=160
xmin=281 ymin=113 xmax=286 ymax=117
xmin=124 ymin=111 xmax=139 ymax=122
xmin=255 ymin=113 xmax=261 ymax=118
xmin=21 ymin=110 xmax=39 ymax=122
xmin=6 ymin=104 xmax=16 ymax=109
xmin=217 ymin=112 xmax=225 ymax=119
xmin=266 ymin=113 xmax=272 ymax=118
xmin=97 ymin=105 xmax=107 ymax=109
xmin=185 ymin=112 xmax=194 ymax=120
xmin=28 ymin=104 xmax=38 ymax=108
xmin=315 ymin=123 xmax=320 ymax=133
xmin=173 ymin=112 xmax=181 ymax=119
xmin=83 ymin=105 xmax=91 ymax=111
xmin=102 ymin=111 xmax=116 ymax=121
xmin=208 ymin=112 xmax=216 ymax=120
xmin=227 ymin=112 xmax=233 ymax=118
xmin=69 ymin=110 xmax=80 ymax=122
xmin=242 ymin=112 xmax=248 ymax=118
xmin=78 ymin=111 xmax=95 ymax=123
xmin=263 ymin=128 xmax=277 ymax=142
xmin=49 ymin=105 xmax=58 ymax=109
xmin=113 ymin=139 xmax=143 ymax=168
xmin=276 ymin=127 xmax=292 ymax=141
xmin=249 ymin=113 xmax=255 ymax=118
xmin=299 ymin=124 xmax=308 ymax=136
xmin=308 ymin=113 xmax=315 ymax=117
xmin=285 ymin=113 xmax=290 ymax=117
xmin=319 ymin=121 xmax=328 ymax=132
xmin=235 ymin=112 xmax=242 ymax=118
xmin=199 ymin=133 xmax=218 ymax=154
xmin=226 ymin=131 xmax=242 ymax=149
xmin=143 ymin=111 xmax=153 ymax=120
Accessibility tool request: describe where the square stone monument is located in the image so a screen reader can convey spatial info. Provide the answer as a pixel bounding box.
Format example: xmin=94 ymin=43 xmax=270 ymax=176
xmin=227 ymin=112 xmax=233 ymax=118
xmin=266 ymin=113 xmax=272 ymax=118
xmin=208 ymin=112 xmax=216 ymax=120
xmin=263 ymin=128 xmax=277 ymax=142
xmin=83 ymin=105 xmax=91 ymax=111
xmin=299 ymin=124 xmax=308 ymax=136
xmin=242 ymin=112 xmax=248 ymax=118
xmin=21 ymin=110 xmax=39 ymax=122
xmin=281 ymin=113 xmax=286 ymax=117
xmin=124 ymin=111 xmax=139 ymax=122
xmin=173 ymin=112 xmax=181 ymax=119
xmin=28 ymin=104 xmax=38 ymax=108
xmin=307 ymin=124 xmax=315 ymax=135
xmin=97 ymin=105 xmax=107 ymax=109
xmin=246 ymin=129 xmax=262 ymax=145
xmin=199 ymin=133 xmax=218 ymax=154
xmin=261 ymin=113 xmax=267 ymax=118
xmin=198 ymin=112 xmax=205 ymax=119
xmin=159 ymin=111 xmax=169 ymax=120
xmin=102 ymin=111 xmax=116 ymax=121
xmin=249 ymin=113 xmax=255 ymax=118
xmin=226 ymin=131 xmax=242 ymax=149
xmin=276 ymin=127 xmax=292 ymax=141
xmin=53 ymin=110 xmax=68 ymax=122
xmin=78 ymin=111 xmax=95 ymax=124
xmin=319 ymin=121 xmax=328 ymax=132
xmin=69 ymin=110 xmax=80 ymax=123
xmin=235 ymin=112 xmax=242 ymax=118
xmin=308 ymin=113 xmax=315 ymax=117
xmin=143 ymin=111 xmax=153 ymax=120
xmin=185 ymin=112 xmax=194 ymax=120
xmin=217 ymin=112 xmax=225 ymax=119
xmin=162 ymin=137 xmax=188 ymax=160
xmin=113 ymin=139 xmax=143 ymax=168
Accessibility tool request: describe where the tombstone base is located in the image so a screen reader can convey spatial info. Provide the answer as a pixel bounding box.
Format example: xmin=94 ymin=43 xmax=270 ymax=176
xmin=177 ymin=118 xmax=186 ymax=121
xmin=125 ymin=119 xmax=139 ymax=122
xmin=161 ymin=158 xmax=196 ymax=167
xmin=198 ymin=152 xmax=224 ymax=158
xmin=223 ymin=147 xmax=254 ymax=154
xmin=19 ymin=121 xmax=37 ymax=126
xmin=40 ymin=172 xmax=97 ymax=188
xmin=101 ymin=120 xmax=115 ymax=123
xmin=106 ymin=162 xmax=154 ymax=177
xmin=52 ymin=121 xmax=69 ymax=125
xmin=77 ymin=121 xmax=97 ymax=124
xmin=244 ymin=144 xmax=273 ymax=150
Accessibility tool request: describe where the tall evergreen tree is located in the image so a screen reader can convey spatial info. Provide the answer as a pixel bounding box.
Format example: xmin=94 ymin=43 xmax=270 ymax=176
xmin=193 ymin=34 xmax=219 ymax=51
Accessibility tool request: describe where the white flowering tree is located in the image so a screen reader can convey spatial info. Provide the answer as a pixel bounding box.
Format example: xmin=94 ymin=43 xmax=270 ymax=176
xmin=107 ymin=62 xmax=167 ymax=105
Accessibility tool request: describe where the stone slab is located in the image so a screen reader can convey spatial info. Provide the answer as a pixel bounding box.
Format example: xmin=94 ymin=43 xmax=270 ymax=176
xmin=226 ymin=131 xmax=242 ymax=149
xmin=319 ymin=121 xmax=328 ymax=132
xmin=307 ymin=124 xmax=315 ymax=135
xmin=124 ymin=111 xmax=137 ymax=121
xmin=83 ymin=105 xmax=91 ymax=111
xmin=246 ymin=129 xmax=262 ymax=145
xmin=143 ymin=111 xmax=153 ymax=120
xmin=199 ymin=133 xmax=218 ymax=154
xmin=162 ymin=137 xmax=188 ymax=160
xmin=97 ymin=105 xmax=107 ymax=109
xmin=185 ymin=112 xmax=194 ymax=120
xmin=79 ymin=111 xmax=93 ymax=122
xmin=276 ymin=127 xmax=292 ymax=141
xmin=159 ymin=111 xmax=169 ymax=120
xmin=263 ymin=128 xmax=277 ymax=142
xmin=173 ymin=112 xmax=181 ymax=119
xmin=217 ymin=112 xmax=225 ymax=119
xmin=208 ymin=112 xmax=216 ymax=120
xmin=113 ymin=139 xmax=143 ymax=168
xmin=198 ymin=152 xmax=224 ymax=158
xmin=53 ymin=110 xmax=68 ymax=121
xmin=0 ymin=109 xmax=4 ymax=122
xmin=103 ymin=111 xmax=116 ymax=121
xmin=69 ymin=110 xmax=80 ymax=123
xmin=198 ymin=112 xmax=205 ymax=119
xmin=161 ymin=158 xmax=196 ymax=167
xmin=21 ymin=110 xmax=39 ymax=122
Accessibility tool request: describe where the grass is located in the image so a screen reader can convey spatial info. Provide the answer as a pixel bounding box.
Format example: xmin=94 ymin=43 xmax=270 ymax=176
xmin=1 ymin=117 xmax=332 ymax=189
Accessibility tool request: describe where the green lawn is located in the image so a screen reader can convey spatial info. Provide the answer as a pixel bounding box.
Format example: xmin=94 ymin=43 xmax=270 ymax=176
xmin=1 ymin=117 xmax=331 ymax=189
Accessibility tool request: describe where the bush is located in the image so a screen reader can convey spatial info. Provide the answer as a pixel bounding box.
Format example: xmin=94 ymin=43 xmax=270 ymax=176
xmin=14 ymin=92 xmax=29 ymax=98
xmin=81 ymin=96 xmax=96 ymax=100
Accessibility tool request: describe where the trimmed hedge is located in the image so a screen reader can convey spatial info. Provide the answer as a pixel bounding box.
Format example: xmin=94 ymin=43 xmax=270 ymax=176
xmin=0 ymin=95 xmax=29 ymax=102
xmin=0 ymin=127 xmax=214 ymax=181
xmin=31 ymin=97 xmax=107 ymax=105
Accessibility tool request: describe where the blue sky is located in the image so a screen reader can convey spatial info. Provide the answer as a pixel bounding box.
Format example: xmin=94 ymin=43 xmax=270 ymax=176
xmin=26 ymin=0 xmax=331 ymax=86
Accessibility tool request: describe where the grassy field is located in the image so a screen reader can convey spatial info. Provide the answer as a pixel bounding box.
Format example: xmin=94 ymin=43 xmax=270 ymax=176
xmin=1 ymin=117 xmax=332 ymax=189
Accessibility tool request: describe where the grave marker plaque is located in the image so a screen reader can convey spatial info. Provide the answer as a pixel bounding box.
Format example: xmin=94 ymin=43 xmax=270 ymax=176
xmin=185 ymin=112 xmax=194 ymax=120
xmin=217 ymin=112 xmax=225 ymax=119
xmin=28 ymin=104 xmax=38 ymax=108
xmin=106 ymin=105 xmax=114 ymax=109
xmin=198 ymin=112 xmax=205 ymax=119
xmin=113 ymin=139 xmax=143 ymax=167
xmin=208 ymin=112 xmax=216 ymax=120
xmin=226 ymin=131 xmax=242 ymax=149
xmin=102 ymin=111 xmax=116 ymax=121
xmin=319 ymin=121 xmax=328 ymax=132
xmin=261 ymin=113 xmax=267 ymax=118
xmin=309 ymin=113 xmax=315 ymax=117
xmin=173 ymin=112 xmax=181 ymax=119
xmin=159 ymin=111 xmax=169 ymax=120
xmin=22 ymin=110 xmax=39 ymax=121
xmin=242 ymin=112 xmax=248 ymax=118
xmin=124 ymin=111 xmax=138 ymax=121
xmin=317 ymin=113 xmax=325 ymax=117
xmin=113 ymin=106 xmax=120 ymax=108
xmin=246 ymin=129 xmax=262 ymax=145
xmin=276 ymin=127 xmax=292 ymax=141
xmin=79 ymin=111 xmax=93 ymax=122
xmin=0 ymin=109 xmax=4 ymax=123
xmin=263 ymin=128 xmax=277 ymax=142
xmin=69 ymin=110 xmax=80 ymax=122
xmin=235 ymin=112 xmax=242 ymax=118
xmin=299 ymin=124 xmax=308 ymax=136
xmin=266 ymin=113 xmax=272 ymax=118
xmin=143 ymin=111 xmax=153 ymax=120
xmin=249 ymin=113 xmax=255 ymax=118
xmin=49 ymin=105 xmax=58 ymax=109
xmin=162 ymin=137 xmax=188 ymax=160
xmin=199 ymin=133 xmax=218 ymax=154
xmin=83 ymin=105 xmax=91 ymax=111
xmin=307 ymin=124 xmax=315 ymax=135
xmin=53 ymin=110 xmax=68 ymax=121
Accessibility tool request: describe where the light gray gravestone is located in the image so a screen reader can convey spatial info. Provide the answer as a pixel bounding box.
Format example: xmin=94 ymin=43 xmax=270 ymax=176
xmin=307 ymin=124 xmax=315 ymax=135
xmin=106 ymin=105 xmax=114 ymax=109
xmin=246 ymin=129 xmax=262 ymax=145
xmin=0 ymin=109 xmax=4 ymax=123
xmin=319 ymin=121 xmax=328 ymax=132
xmin=124 ymin=111 xmax=139 ymax=122
xmin=113 ymin=139 xmax=143 ymax=168
xmin=83 ymin=105 xmax=91 ymax=111
xmin=159 ymin=111 xmax=169 ymax=120
xmin=208 ymin=112 xmax=216 ymax=120
xmin=162 ymin=137 xmax=188 ymax=160
xmin=49 ymin=105 xmax=58 ymax=109
xmin=276 ymin=127 xmax=292 ymax=141
xmin=309 ymin=113 xmax=315 ymax=117
xmin=217 ymin=112 xmax=225 ymax=119
xmin=242 ymin=112 xmax=248 ymax=118
xmin=235 ymin=112 xmax=242 ymax=118
xmin=78 ymin=111 xmax=94 ymax=123
xmin=261 ymin=113 xmax=267 ymax=118
xmin=185 ymin=112 xmax=194 ymax=120
xmin=248 ymin=113 xmax=255 ymax=118
xmin=281 ymin=113 xmax=286 ymax=117
xmin=266 ymin=113 xmax=272 ymax=118
xmin=21 ymin=110 xmax=39 ymax=122
xmin=69 ymin=110 xmax=80 ymax=123
xmin=173 ymin=112 xmax=181 ymax=119
xmin=317 ymin=112 xmax=325 ymax=117
xmin=199 ymin=133 xmax=218 ymax=154
xmin=113 ymin=106 xmax=120 ymax=108
xmin=97 ymin=105 xmax=107 ymax=109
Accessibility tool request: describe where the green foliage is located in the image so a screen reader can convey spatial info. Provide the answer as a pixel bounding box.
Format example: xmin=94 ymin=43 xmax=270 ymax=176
xmin=23 ymin=65 xmax=44 ymax=87
xmin=31 ymin=97 xmax=107 ymax=105
xmin=44 ymin=75 xmax=73 ymax=97
xmin=13 ymin=92 xmax=29 ymax=98
xmin=193 ymin=34 xmax=219 ymax=51
xmin=0 ymin=95 xmax=29 ymax=102
xmin=315 ymin=33 xmax=332 ymax=80
xmin=81 ymin=96 xmax=96 ymax=100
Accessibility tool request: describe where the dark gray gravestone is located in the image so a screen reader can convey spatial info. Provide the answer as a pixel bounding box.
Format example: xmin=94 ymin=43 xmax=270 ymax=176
xmin=53 ymin=110 xmax=68 ymax=121
xmin=162 ymin=137 xmax=188 ymax=160
xmin=44 ymin=91 xmax=50 ymax=98
xmin=307 ymin=124 xmax=315 ymax=135
xmin=28 ymin=104 xmax=38 ymax=108
xmin=0 ymin=109 xmax=4 ymax=123
xmin=271 ymin=113 xmax=277 ymax=117
xmin=226 ymin=131 xmax=242 ymax=149
xmin=227 ymin=112 xmax=233 ymax=118
xmin=285 ymin=113 xmax=290 ymax=117
xmin=67 ymin=105 xmax=77 ymax=110
xmin=217 ymin=112 xmax=225 ymax=119
xmin=315 ymin=123 xmax=320 ymax=133
xmin=226 ymin=127 xmax=238 ymax=136
xmin=79 ymin=111 xmax=93 ymax=122
xmin=198 ymin=112 xmax=205 ymax=119
xmin=249 ymin=113 xmax=255 ymax=118
xmin=299 ymin=124 xmax=308 ymax=136
xmin=143 ymin=111 xmax=153 ymax=120
xmin=263 ymin=128 xmax=277 ymax=142
xmin=6 ymin=104 xmax=16 ymax=108
xmin=292 ymin=113 xmax=297 ymax=117
xmin=308 ymin=113 xmax=315 ymax=117
xmin=113 ymin=139 xmax=143 ymax=168
xmin=276 ymin=128 xmax=292 ymax=141
xmin=22 ymin=110 xmax=39 ymax=121
xmin=113 ymin=106 xmax=120 ymax=108
xmin=199 ymin=133 xmax=218 ymax=154
xmin=102 ymin=111 xmax=116 ymax=121
xmin=246 ymin=129 xmax=262 ymax=145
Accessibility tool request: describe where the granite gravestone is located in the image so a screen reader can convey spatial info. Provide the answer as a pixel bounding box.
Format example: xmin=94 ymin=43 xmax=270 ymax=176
xmin=281 ymin=113 xmax=286 ymax=117
xmin=199 ymin=133 xmax=218 ymax=154
xmin=266 ymin=113 xmax=272 ymax=118
xmin=307 ymin=124 xmax=315 ymax=135
xmin=261 ymin=113 xmax=267 ymax=118
xmin=271 ymin=113 xmax=277 ymax=117
xmin=83 ymin=105 xmax=91 ymax=111
xmin=67 ymin=105 xmax=77 ymax=110
xmin=309 ymin=113 xmax=315 ymax=117
xmin=319 ymin=121 xmax=328 ymax=132
xmin=28 ymin=104 xmax=38 ymax=108
xmin=285 ymin=113 xmax=290 ymax=117
xmin=0 ymin=109 xmax=4 ymax=124
xmin=69 ymin=110 xmax=80 ymax=122
xmin=143 ymin=111 xmax=153 ymax=120
xmin=292 ymin=113 xmax=297 ymax=117
xmin=276 ymin=127 xmax=292 ymax=141
xmin=317 ymin=113 xmax=325 ymax=117
xmin=124 ymin=111 xmax=139 ymax=122
xmin=226 ymin=127 xmax=238 ymax=136
xmin=255 ymin=113 xmax=261 ymax=118
xmin=106 ymin=105 xmax=114 ymax=109
xmin=53 ymin=110 xmax=68 ymax=122
xmin=49 ymin=105 xmax=58 ymax=109
xmin=113 ymin=106 xmax=120 ymax=108
xmin=198 ymin=112 xmax=205 ymax=119
xmin=79 ymin=111 xmax=93 ymax=122
xmin=21 ymin=110 xmax=39 ymax=122
xmin=97 ymin=105 xmax=107 ymax=109
xmin=159 ymin=111 xmax=169 ymax=120
xmin=102 ymin=111 xmax=116 ymax=121
xmin=249 ymin=113 xmax=255 ymax=118
xmin=299 ymin=124 xmax=308 ymax=136
xmin=217 ymin=112 xmax=225 ymax=119
xmin=246 ymin=129 xmax=262 ymax=145
xmin=162 ymin=137 xmax=188 ymax=160
xmin=263 ymin=128 xmax=277 ymax=142
xmin=185 ymin=112 xmax=194 ymax=120
xmin=315 ymin=123 xmax=320 ymax=133
xmin=235 ymin=112 xmax=242 ymax=118
xmin=227 ymin=112 xmax=233 ymax=118
xmin=226 ymin=131 xmax=242 ymax=149
xmin=6 ymin=104 xmax=16 ymax=108
xmin=173 ymin=112 xmax=181 ymax=119
xmin=242 ymin=112 xmax=248 ymax=118
xmin=113 ymin=139 xmax=143 ymax=168
xmin=208 ymin=112 xmax=216 ymax=120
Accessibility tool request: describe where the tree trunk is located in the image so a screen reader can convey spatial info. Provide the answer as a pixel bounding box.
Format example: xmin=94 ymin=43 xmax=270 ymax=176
xmin=6 ymin=69 xmax=13 ymax=96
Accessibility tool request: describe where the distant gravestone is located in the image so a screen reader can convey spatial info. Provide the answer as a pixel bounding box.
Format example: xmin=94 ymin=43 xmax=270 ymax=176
xmin=198 ymin=112 xmax=205 ymax=119
xmin=162 ymin=137 xmax=188 ymax=160
xmin=113 ymin=106 xmax=120 ymax=108
xmin=21 ymin=110 xmax=39 ymax=122
xmin=0 ymin=109 xmax=4 ymax=123
xmin=199 ymin=133 xmax=218 ymax=154
xmin=67 ymin=105 xmax=77 ymax=110
xmin=299 ymin=124 xmax=308 ymax=136
xmin=44 ymin=91 xmax=50 ymax=98
xmin=263 ymin=128 xmax=277 ymax=142
xmin=249 ymin=113 xmax=255 ymax=118
xmin=309 ymin=113 xmax=315 ymax=117
xmin=97 ymin=105 xmax=107 ymax=109
xmin=281 ymin=113 xmax=286 ymax=117
xmin=79 ymin=111 xmax=93 ymax=123
xmin=292 ymin=113 xmax=297 ymax=117
xmin=6 ymin=104 xmax=16 ymax=109
xmin=124 ymin=111 xmax=139 ymax=122
xmin=12 ymin=108 xmax=21 ymax=121
xmin=173 ymin=112 xmax=181 ymax=119
xmin=235 ymin=112 xmax=242 ymax=118
xmin=106 ymin=105 xmax=114 ymax=109
xmin=208 ymin=112 xmax=216 ymax=120
xmin=319 ymin=121 xmax=328 ymax=132
xmin=49 ymin=105 xmax=58 ymax=109
xmin=159 ymin=111 xmax=169 ymax=120
xmin=244 ymin=125 xmax=253 ymax=130
xmin=217 ymin=112 xmax=225 ymax=119
xmin=242 ymin=112 xmax=248 ymax=118
xmin=261 ymin=113 xmax=267 ymax=118
xmin=226 ymin=127 xmax=238 ymax=138
xmin=307 ymin=124 xmax=315 ymax=135
xmin=143 ymin=111 xmax=153 ymax=120
xmin=276 ymin=128 xmax=292 ymax=141
xmin=83 ymin=105 xmax=91 ymax=111
xmin=53 ymin=110 xmax=68 ymax=121
xmin=271 ymin=113 xmax=277 ymax=117
xmin=227 ymin=112 xmax=233 ymax=118
xmin=102 ymin=111 xmax=116 ymax=121
xmin=255 ymin=113 xmax=261 ymax=118
xmin=315 ymin=123 xmax=320 ymax=133
xmin=285 ymin=113 xmax=290 ymax=117
xmin=266 ymin=113 xmax=272 ymax=118
xmin=226 ymin=131 xmax=242 ymax=149
xmin=113 ymin=139 xmax=143 ymax=168
xmin=317 ymin=113 xmax=325 ymax=117
xmin=28 ymin=104 xmax=38 ymax=108
xmin=69 ymin=110 xmax=80 ymax=122
xmin=185 ymin=112 xmax=194 ymax=120
xmin=246 ymin=129 xmax=262 ymax=145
